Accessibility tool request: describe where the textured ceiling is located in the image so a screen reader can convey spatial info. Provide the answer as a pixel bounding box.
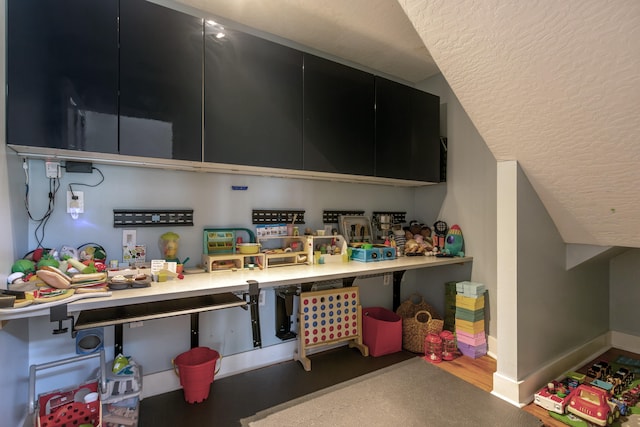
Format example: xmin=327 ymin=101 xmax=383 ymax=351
xmin=174 ymin=0 xmax=640 ymax=249
xmin=398 ymin=0 xmax=640 ymax=248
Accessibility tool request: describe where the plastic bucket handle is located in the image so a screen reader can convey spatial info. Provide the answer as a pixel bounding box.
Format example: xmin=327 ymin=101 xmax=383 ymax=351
xmin=172 ymin=353 xmax=222 ymax=377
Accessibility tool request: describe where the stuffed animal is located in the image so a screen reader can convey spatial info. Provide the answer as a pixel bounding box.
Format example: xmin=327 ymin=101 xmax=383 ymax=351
xmin=443 ymin=224 xmax=464 ymax=257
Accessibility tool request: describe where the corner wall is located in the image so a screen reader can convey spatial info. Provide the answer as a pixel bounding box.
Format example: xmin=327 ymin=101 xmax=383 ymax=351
xmin=494 ymin=161 xmax=610 ymax=406
xmin=610 ymin=248 xmax=640 ymax=339
xmin=416 ymin=73 xmax=498 ymax=346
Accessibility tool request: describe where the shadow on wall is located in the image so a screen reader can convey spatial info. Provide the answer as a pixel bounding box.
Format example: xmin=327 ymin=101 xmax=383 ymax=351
xmin=413 ymin=183 xmax=447 ymax=225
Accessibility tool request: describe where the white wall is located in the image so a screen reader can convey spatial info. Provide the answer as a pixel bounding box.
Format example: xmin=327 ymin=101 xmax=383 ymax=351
xmin=610 ymin=248 xmax=640 ymax=336
xmin=416 ymin=73 xmax=498 ymax=341
xmin=494 ymin=161 xmax=611 ymax=406
xmin=21 ymin=161 xmax=417 ymax=265
xmin=514 ymin=164 xmax=609 ymax=379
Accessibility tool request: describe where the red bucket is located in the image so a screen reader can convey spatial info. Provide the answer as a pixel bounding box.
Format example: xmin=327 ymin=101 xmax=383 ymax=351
xmin=173 ymin=347 xmax=221 ymax=403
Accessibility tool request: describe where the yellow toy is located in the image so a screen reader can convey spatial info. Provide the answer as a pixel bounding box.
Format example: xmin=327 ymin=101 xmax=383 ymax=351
xmin=160 ymin=232 xmax=180 ymax=262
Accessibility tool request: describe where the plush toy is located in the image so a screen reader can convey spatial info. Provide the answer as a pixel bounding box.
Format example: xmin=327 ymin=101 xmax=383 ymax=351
xmin=420 ymin=226 xmax=434 ymax=250
xmin=160 ymin=231 xmax=180 ymax=262
xmin=443 ymin=224 xmax=464 ymax=257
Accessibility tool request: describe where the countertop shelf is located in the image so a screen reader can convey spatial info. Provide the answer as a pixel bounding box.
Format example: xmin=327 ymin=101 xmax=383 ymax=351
xmin=75 ymin=292 xmax=246 ymax=330
xmin=0 ymin=255 xmax=473 ymax=322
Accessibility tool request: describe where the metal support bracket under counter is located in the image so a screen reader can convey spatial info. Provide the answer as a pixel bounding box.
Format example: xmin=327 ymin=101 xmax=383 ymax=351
xmin=73 ymin=292 xmax=247 ymax=353
xmin=74 ymin=292 xmax=247 ymax=330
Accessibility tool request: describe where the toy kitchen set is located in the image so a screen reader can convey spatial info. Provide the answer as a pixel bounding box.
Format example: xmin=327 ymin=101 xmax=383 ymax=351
xmin=199 ymin=211 xmax=404 ymax=271
xmin=338 ymin=214 xmax=402 ymax=262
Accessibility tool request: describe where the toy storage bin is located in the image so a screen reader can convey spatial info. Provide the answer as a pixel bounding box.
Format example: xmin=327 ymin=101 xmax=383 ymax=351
xmin=30 ymin=351 xmax=107 ymax=427
xmin=362 ymin=307 xmax=402 ymax=357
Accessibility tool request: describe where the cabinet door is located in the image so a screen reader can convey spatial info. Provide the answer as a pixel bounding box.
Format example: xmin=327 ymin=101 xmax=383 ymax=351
xmin=303 ymin=54 xmax=375 ymax=176
xmin=119 ymin=0 xmax=203 ymax=161
xmin=204 ymin=27 xmax=303 ymax=169
xmin=375 ymin=78 xmax=412 ymax=180
xmin=375 ymin=77 xmax=441 ymax=182
xmin=7 ymin=0 xmax=118 ymax=153
xmin=410 ymin=89 xmax=441 ymax=182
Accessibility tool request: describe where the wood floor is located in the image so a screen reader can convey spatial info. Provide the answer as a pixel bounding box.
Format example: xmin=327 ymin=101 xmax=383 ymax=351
xmin=435 ymin=352 xmax=496 ymax=393
xmin=437 ymin=347 xmax=640 ymax=427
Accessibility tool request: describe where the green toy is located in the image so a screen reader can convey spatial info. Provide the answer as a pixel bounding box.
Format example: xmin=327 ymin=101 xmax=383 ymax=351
xmin=443 ymin=224 xmax=464 ymax=257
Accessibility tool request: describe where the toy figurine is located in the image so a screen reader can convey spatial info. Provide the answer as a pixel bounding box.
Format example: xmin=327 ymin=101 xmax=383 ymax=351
xmin=420 ymin=226 xmax=434 ymax=250
xmin=442 ymin=224 xmax=464 ymax=257
xmin=160 ymin=231 xmax=180 ymax=262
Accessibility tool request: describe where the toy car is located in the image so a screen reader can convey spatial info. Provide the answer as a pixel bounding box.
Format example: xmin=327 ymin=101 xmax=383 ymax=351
xmin=533 ymin=371 xmax=587 ymax=414
xmin=587 ymin=361 xmax=612 ymax=380
xmin=567 ymin=384 xmax=620 ymax=426
xmin=607 ymin=367 xmax=634 ymax=394
xmin=534 ymin=379 xmax=576 ymax=414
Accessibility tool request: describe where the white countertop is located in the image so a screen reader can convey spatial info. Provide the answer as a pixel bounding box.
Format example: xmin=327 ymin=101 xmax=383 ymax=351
xmin=0 ymin=255 xmax=472 ymax=321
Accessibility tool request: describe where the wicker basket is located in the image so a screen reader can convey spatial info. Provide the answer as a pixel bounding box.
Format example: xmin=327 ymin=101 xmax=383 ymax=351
xmin=401 ymin=310 xmax=444 ymax=353
xmin=396 ymin=293 xmax=441 ymax=319
xmin=396 ymin=293 xmax=443 ymax=353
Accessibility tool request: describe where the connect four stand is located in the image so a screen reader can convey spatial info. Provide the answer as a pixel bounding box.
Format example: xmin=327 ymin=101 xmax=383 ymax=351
xmin=295 ymin=286 xmax=369 ymax=371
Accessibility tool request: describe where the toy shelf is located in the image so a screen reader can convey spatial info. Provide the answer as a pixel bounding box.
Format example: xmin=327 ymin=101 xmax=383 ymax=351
xmin=258 ymin=235 xmax=309 ymax=268
xmin=263 ymin=251 xmax=308 ymax=268
xmin=202 ymin=253 xmax=266 ymax=272
xmin=305 ymin=235 xmax=349 ymax=264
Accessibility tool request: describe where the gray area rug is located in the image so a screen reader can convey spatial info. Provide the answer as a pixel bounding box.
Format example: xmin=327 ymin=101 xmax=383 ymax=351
xmin=241 ymin=357 xmax=542 ymax=427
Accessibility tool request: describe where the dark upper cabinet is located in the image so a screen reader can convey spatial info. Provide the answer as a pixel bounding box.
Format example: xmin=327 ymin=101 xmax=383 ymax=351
xmin=375 ymin=77 xmax=441 ymax=182
xmin=204 ymin=27 xmax=303 ymax=169
xmin=6 ymin=0 xmax=119 ymax=153
xmin=410 ymin=88 xmax=441 ymax=182
xmin=6 ymin=1 xmax=441 ymax=183
xmin=119 ymin=0 xmax=203 ymax=161
xmin=303 ymin=54 xmax=375 ymax=176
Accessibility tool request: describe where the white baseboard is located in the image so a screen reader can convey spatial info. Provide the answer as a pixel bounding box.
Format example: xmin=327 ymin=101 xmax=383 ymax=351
xmin=141 ymin=341 xmax=298 ymax=399
xmin=486 ymin=334 xmax=497 ymax=359
xmin=492 ymin=332 xmax=613 ymax=407
xmin=610 ymin=331 xmax=640 ymax=354
xmin=140 ymin=340 xmax=350 ymax=399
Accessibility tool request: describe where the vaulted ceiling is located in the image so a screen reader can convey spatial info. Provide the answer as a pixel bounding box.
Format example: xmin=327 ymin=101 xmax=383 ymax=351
xmin=176 ymin=0 xmax=640 ymax=249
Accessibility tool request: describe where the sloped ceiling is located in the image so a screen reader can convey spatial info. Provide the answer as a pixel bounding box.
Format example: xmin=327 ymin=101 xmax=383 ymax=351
xmin=397 ymin=0 xmax=640 ymax=248
xmin=175 ymin=0 xmax=640 ymax=249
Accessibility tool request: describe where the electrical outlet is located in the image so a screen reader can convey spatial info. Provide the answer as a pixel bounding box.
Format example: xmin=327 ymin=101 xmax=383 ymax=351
xmin=45 ymin=161 xmax=61 ymax=178
xmin=66 ymin=191 xmax=84 ymax=215
xmin=383 ymin=272 xmax=392 ymax=286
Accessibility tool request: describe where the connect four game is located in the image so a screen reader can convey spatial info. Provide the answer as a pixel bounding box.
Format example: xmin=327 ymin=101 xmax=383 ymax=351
xmin=295 ymin=286 xmax=369 ymax=371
